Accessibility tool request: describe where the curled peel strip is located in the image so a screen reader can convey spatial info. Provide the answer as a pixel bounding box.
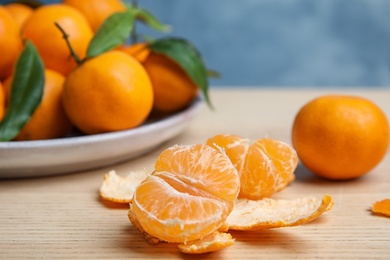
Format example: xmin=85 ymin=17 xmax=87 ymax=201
xmin=227 ymin=194 xmax=334 ymax=231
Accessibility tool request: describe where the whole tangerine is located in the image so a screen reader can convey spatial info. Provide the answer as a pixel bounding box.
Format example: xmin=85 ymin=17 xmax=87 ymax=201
xmin=4 ymin=3 xmax=33 ymax=29
xmin=142 ymin=52 xmax=199 ymax=113
xmin=292 ymin=94 xmax=389 ymax=180
xmin=22 ymin=4 xmax=93 ymax=76
xmin=62 ymin=0 xmax=127 ymax=32
xmin=62 ymin=50 xmax=154 ymax=135
xmin=13 ymin=69 xmax=73 ymax=141
xmin=0 ymin=81 xmax=5 ymax=121
xmin=0 ymin=6 xmax=23 ymax=80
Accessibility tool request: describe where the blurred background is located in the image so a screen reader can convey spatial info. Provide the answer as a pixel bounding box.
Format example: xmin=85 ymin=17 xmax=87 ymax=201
xmin=3 ymin=0 xmax=390 ymax=87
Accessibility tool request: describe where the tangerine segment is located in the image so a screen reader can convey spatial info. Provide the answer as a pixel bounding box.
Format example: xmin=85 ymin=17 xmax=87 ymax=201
xmin=131 ymin=144 xmax=240 ymax=243
xmin=371 ymin=199 xmax=390 ymax=218
xmin=239 ymin=140 xmax=277 ymax=199
xmin=206 ymin=134 xmax=249 ymax=176
xmin=240 ymin=138 xmax=297 ymax=199
xmin=226 ymin=194 xmax=334 ymax=231
xmin=128 ymin=206 xmax=161 ymax=245
xmin=254 ymin=138 xmax=297 ymax=192
xmin=205 ymin=135 xmax=297 ymax=199
xmin=154 ymin=144 xmax=240 ymax=202
xmin=131 ymin=174 xmax=233 ymax=243
xmin=99 ymin=170 xmax=147 ymax=203
xmin=178 ymin=231 xmax=235 ymax=254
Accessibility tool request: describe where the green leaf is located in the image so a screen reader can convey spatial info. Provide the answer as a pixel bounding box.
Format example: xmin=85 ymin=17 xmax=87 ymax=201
xmin=0 ymin=41 xmax=44 ymax=141
xmin=87 ymin=11 xmax=136 ymax=58
xmin=149 ymin=37 xmax=214 ymax=109
xmin=133 ymin=7 xmax=171 ymax=32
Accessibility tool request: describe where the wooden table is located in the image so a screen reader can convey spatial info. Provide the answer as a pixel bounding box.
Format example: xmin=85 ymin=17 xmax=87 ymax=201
xmin=1 ymin=88 xmax=389 ymax=259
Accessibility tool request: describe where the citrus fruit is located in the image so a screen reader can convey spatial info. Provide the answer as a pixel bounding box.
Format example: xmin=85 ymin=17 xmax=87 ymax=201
xmin=206 ymin=134 xmax=249 ymax=176
xmin=4 ymin=3 xmax=33 ymax=29
xmin=0 ymin=6 xmax=22 ymax=80
xmin=119 ymin=43 xmax=151 ymax=63
xmin=292 ymin=94 xmax=390 ymax=180
xmin=129 ymin=144 xmax=240 ymax=243
xmin=13 ymin=69 xmax=73 ymax=141
xmin=0 ymin=81 xmax=5 ymax=121
xmin=206 ymin=134 xmax=298 ymax=199
xmin=62 ymin=50 xmax=153 ymax=135
xmin=1 ymin=75 xmax=12 ymax=107
xmin=22 ymin=4 xmax=93 ymax=76
xmin=62 ymin=0 xmax=127 ymax=32
xmin=142 ymin=52 xmax=199 ymax=113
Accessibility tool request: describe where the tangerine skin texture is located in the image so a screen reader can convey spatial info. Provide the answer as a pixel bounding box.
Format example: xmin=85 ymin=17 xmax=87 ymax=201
xmin=292 ymin=95 xmax=390 ymax=180
xmin=22 ymin=4 xmax=93 ymax=76
xmin=63 ymin=0 xmax=127 ymax=32
xmin=143 ymin=53 xmax=199 ymax=113
xmin=0 ymin=82 xmax=5 ymax=121
xmin=62 ymin=51 xmax=154 ymax=135
xmin=14 ymin=70 xmax=73 ymax=141
xmin=0 ymin=6 xmax=22 ymax=80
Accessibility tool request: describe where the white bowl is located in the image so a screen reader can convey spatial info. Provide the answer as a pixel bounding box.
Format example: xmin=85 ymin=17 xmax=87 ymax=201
xmin=0 ymin=100 xmax=202 ymax=178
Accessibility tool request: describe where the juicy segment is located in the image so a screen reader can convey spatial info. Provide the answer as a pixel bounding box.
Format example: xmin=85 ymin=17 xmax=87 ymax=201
xmin=240 ymin=141 xmax=277 ymax=199
xmin=206 ymin=134 xmax=249 ymax=176
xmin=206 ymin=135 xmax=298 ymax=200
xmin=154 ymin=144 xmax=240 ymax=201
xmin=131 ymin=144 xmax=240 ymax=243
xmin=255 ymin=138 xmax=297 ymax=192
xmin=240 ymin=139 xmax=298 ymax=199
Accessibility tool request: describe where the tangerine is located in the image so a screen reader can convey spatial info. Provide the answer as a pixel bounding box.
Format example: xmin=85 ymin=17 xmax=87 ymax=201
xmin=143 ymin=52 xmax=199 ymax=113
xmin=292 ymin=94 xmax=390 ymax=180
xmin=62 ymin=0 xmax=127 ymax=32
xmin=0 ymin=81 xmax=5 ymax=121
xmin=119 ymin=43 xmax=151 ymax=63
xmin=13 ymin=69 xmax=73 ymax=141
xmin=130 ymin=144 xmax=240 ymax=243
xmin=206 ymin=134 xmax=297 ymax=199
xmin=0 ymin=6 xmax=22 ymax=80
xmin=4 ymin=3 xmax=33 ymax=29
xmin=22 ymin=4 xmax=93 ymax=76
xmin=62 ymin=50 xmax=153 ymax=135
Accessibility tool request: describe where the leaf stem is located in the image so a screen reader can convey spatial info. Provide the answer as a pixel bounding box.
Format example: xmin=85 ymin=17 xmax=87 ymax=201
xmin=54 ymin=22 xmax=83 ymax=65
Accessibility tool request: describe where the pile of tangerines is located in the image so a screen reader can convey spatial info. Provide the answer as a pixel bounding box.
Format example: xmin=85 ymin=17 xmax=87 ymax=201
xmin=0 ymin=0 xmax=209 ymax=141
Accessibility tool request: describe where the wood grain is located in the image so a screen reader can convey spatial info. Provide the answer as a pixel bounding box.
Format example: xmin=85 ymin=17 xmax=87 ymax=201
xmin=1 ymin=88 xmax=389 ymax=259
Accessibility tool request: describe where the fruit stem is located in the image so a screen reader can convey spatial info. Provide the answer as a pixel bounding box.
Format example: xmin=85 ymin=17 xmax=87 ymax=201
xmin=54 ymin=22 xmax=83 ymax=65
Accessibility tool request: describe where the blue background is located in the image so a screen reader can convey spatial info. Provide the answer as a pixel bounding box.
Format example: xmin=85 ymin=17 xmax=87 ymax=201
xmin=3 ymin=0 xmax=390 ymax=87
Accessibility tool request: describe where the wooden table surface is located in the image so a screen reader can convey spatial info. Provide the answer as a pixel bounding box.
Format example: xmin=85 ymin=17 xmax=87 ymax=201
xmin=1 ymin=88 xmax=389 ymax=259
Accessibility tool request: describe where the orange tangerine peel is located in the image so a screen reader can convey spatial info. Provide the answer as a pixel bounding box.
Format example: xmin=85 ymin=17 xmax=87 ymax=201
xmin=227 ymin=194 xmax=334 ymax=231
xmin=129 ymin=206 xmax=235 ymax=254
xmin=99 ymin=170 xmax=147 ymax=203
xmin=371 ymin=199 xmax=390 ymax=218
xmin=178 ymin=231 xmax=235 ymax=254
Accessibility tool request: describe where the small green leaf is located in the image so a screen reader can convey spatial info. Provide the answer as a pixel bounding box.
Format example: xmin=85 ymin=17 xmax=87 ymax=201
xmin=132 ymin=7 xmax=171 ymax=32
xmin=149 ymin=37 xmax=214 ymax=109
xmin=0 ymin=41 xmax=44 ymax=141
xmin=87 ymin=11 xmax=136 ymax=58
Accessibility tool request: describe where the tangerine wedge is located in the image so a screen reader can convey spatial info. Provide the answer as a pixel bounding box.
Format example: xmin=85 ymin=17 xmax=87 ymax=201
xmin=129 ymin=144 xmax=240 ymax=243
xmin=206 ymin=134 xmax=298 ymax=200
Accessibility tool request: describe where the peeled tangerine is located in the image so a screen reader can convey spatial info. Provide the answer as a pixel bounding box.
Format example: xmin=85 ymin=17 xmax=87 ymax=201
xmin=206 ymin=134 xmax=298 ymax=199
xmin=100 ymin=136 xmax=334 ymax=254
xmin=129 ymin=144 xmax=240 ymax=244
